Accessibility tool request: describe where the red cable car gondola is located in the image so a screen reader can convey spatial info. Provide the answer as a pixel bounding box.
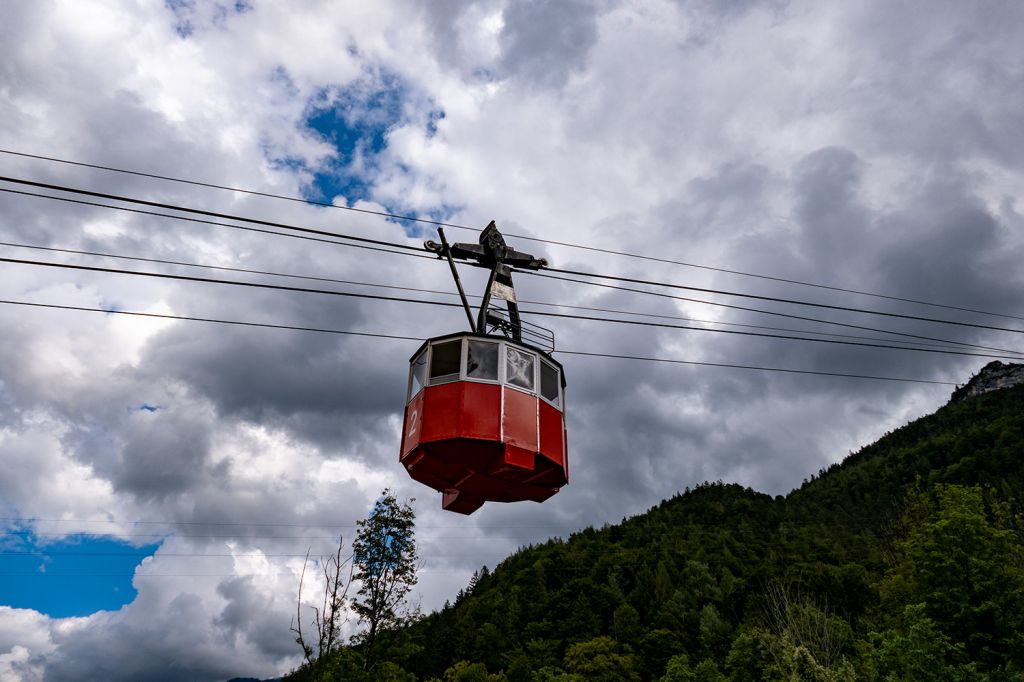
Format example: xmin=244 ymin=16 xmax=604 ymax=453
xmin=399 ymin=223 xmax=568 ymax=514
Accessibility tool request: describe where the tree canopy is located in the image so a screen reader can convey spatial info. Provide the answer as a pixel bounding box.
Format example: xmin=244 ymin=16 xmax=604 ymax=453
xmin=287 ymin=384 xmax=1024 ymax=681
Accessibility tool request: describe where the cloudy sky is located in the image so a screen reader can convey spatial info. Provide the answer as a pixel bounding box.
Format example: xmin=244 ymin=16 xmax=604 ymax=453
xmin=2 ymin=0 xmax=1023 ymax=679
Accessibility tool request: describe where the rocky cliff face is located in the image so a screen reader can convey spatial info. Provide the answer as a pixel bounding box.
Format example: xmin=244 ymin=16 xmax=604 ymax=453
xmin=949 ymin=361 xmax=1024 ymax=404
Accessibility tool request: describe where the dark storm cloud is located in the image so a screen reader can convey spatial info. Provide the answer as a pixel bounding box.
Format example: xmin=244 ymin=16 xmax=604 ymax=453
xmin=873 ymin=183 xmax=1023 ymax=315
xmin=216 ymin=576 xmax=296 ymax=659
xmin=680 ymin=160 xmax=773 ymax=239
xmin=543 ymin=142 xmax=1024 ymax=508
xmin=136 ymin=288 xmax=415 ymax=458
xmin=675 ymin=0 xmax=784 ymax=47
xmin=791 ymin=147 xmax=870 ymax=267
xmin=113 ymin=409 xmax=214 ymax=500
xmin=42 ymin=591 xmax=247 ymax=682
xmin=724 ymin=146 xmax=1024 ymax=377
xmin=498 ymin=0 xmax=603 ymax=88
xmin=838 ymin=2 xmax=1024 ymax=167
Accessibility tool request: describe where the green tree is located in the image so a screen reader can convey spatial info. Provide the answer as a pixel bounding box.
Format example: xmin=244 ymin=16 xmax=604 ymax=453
xmin=612 ymin=602 xmax=641 ymax=644
xmin=698 ymin=603 xmax=732 ymax=659
xmin=691 ymin=659 xmax=726 ymax=681
xmin=352 ymin=489 xmax=418 ymax=671
xmin=442 ymin=660 xmax=505 ymax=682
xmin=562 ymin=636 xmax=639 ymax=682
xmin=659 ymin=653 xmax=694 ymax=682
xmin=374 ymin=661 xmax=417 ymax=682
xmin=882 ymin=484 xmax=1024 ymax=671
xmin=873 ymin=604 xmax=976 ymax=681
xmin=724 ymin=626 xmax=780 ymax=682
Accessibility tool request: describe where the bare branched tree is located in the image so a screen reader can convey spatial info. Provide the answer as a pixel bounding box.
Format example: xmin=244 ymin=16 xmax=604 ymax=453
xmin=291 ymin=535 xmax=352 ymax=674
xmin=762 ymin=578 xmax=849 ymax=671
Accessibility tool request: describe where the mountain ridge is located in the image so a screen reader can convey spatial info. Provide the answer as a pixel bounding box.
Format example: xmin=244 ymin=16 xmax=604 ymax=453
xmin=286 ymin=375 xmax=1024 ymax=681
xmin=949 ymin=360 xmax=1024 ymax=404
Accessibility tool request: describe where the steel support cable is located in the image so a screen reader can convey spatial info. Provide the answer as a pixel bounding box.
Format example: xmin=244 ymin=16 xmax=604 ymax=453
xmin=0 ymin=550 xmax=322 ymax=558
xmin=2 ymin=256 xmax=1020 ymax=362
xmin=0 ymin=175 xmax=424 ymax=254
xmin=2 ymin=240 xmax=1014 ymax=356
xmin=0 ymin=240 xmax=452 ymax=295
xmin=0 ymin=517 xmax=354 ymax=528
xmin=530 ymin=309 xmax=1022 ymax=361
xmin=0 ymin=296 xmax=425 ymax=342
xmin=0 ymin=186 xmax=436 ymax=262
xmin=17 ymin=532 xmax=343 ymax=539
xmin=4 ymin=148 xmax=1021 ymax=323
xmin=0 ymin=569 xmax=507 ymax=577
xmin=534 ymin=266 xmax=1024 ymax=335
xmin=8 ymin=518 xmax=599 ymax=532
xmin=0 ymin=254 xmax=465 ymax=310
xmin=524 ymin=270 xmax=1024 ymax=357
xmin=8 ymin=182 xmax=1002 ymax=354
xmin=0 ymin=297 xmax=956 ymax=385
xmin=4 ymin=174 xmax=1019 ymax=335
xmin=0 ymin=148 xmax=464 ymax=229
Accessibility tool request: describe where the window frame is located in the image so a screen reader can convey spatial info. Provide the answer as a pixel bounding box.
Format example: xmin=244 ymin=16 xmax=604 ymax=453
xmin=504 ymin=344 xmax=538 ymax=394
xmin=539 ymin=358 xmax=562 ymax=409
xmin=411 ymin=335 xmax=564 ymax=401
xmin=407 ymin=348 xmax=428 ymax=402
xmin=464 ymin=338 xmax=501 ymax=385
xmin=427 ymin=338 xmax=463 ymax=386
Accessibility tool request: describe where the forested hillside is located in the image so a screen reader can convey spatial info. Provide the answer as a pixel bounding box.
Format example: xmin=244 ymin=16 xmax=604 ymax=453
xmin=290 ymin=380 xmax=1024 ymax=681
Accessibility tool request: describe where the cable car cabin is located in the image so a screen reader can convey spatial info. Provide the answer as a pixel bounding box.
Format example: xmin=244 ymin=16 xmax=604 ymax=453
xmin=400 ymin=332 xmax=568 ymax=515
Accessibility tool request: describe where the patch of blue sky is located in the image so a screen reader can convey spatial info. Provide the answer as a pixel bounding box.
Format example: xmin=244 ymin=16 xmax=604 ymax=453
xmin=425 ymin=109 xmax=446 ymax=139
xmin=164 ymin=0 xmax=196 ymax=37
xmin=270 ymin=70 xmax=460 ymax=239
xmin=0 ymin=529 xmax=160 ymax=618
xmin=164 ymin=0 xmax=251 ymax=38
xmin=385 ymin=207 xmax=463 ymax=241
xmin=301 ymin=73 xmax=406 ymax=205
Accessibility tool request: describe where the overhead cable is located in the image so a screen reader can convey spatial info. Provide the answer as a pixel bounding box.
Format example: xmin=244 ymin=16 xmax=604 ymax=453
xmin=2 ymin=174 xmax=1020 ymax=335
xmin=0 ymin=175 xmax=423 ymax=254
xmin=0 ymin=148 xmax=463 ymax=229
xmin=0 ymin=297 xmax=961 ymax=385
xmin=3 ymin=240 xmax=1011 ymax=355
xmin=4 ymin=147 xmax=1021 ymax=322
xmin=0 ymin=186 xmax=433 ymax=262
xmin=527 ymin=270 xmax=1024 ymax=356
xmin=3 ymin=256 xmax=1021 ymax=361
xmin=0 ymin=550 xmax=319 ymax=558
xmin=523 ymin=268 xmax=1024 ymax=335
xmin=1 ymin=215 xmax=1009 ymax=354
xmin=554 ymin=350 xmax=957 ymax=385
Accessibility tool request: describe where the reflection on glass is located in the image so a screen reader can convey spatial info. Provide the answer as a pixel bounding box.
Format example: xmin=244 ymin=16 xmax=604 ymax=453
xmin=467 ymin=341 xmax=499 ymax=380
xmin=541 ymin=361 xmax=560 ymax=406
xmin=409 ymin=351 xmax=427 ymax=399
xmin=506 ymin=347 xmax=535 ymax=391
xmin=429 ymin=340 xmax=462 ymax=382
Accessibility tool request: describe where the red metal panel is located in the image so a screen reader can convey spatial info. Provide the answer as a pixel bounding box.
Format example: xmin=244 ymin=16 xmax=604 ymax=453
xmin=399 ymin=365 xmax=568 ymax=514
xmin=401 ymin=391 xmax=425 ymax=458
xmin=503 ymin=387 xmax=538 ymax=466
xmin=442 ymin=489 xmax=485 ymax=514
xmin=538 ymin=400 xmax=565 ymax=466
xmin=420 ymin=382 xmax=463 ymax=442
xmin=460 ymin=382 xmax=502 ymax=440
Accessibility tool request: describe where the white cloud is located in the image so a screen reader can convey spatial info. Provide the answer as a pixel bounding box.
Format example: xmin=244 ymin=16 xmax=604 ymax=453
xmin=1 ymin=0 xmax=1022 ymax=678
